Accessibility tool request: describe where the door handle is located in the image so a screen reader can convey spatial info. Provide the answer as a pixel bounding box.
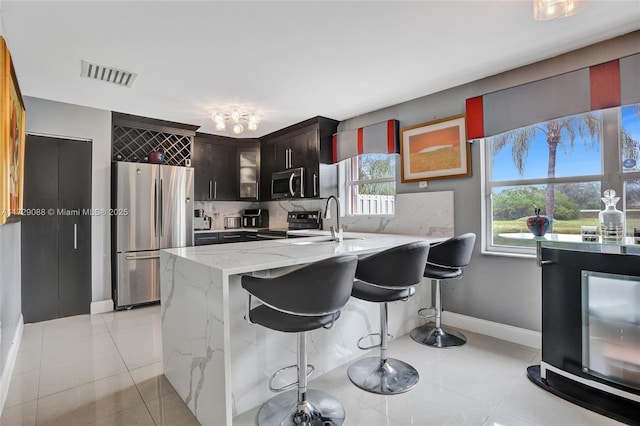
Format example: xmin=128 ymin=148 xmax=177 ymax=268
xmin=313 ymin=173 xmax=318 ymax=197
xmin=214 ymin=181 xmax=217 ymax=199
xmin=160 ymin=179 xmax=164 ymax=236
xmin=154 ymin=180 xmax=158 ymax=237
xmin=73 ymin=223 xmax=78 ymax=249
xmin=209 ymin=180 xmax=213 ymax=199
xmin=289 ymin=172 xmax=295 ymax=196
xmin=288 ymin=148 xmax=292 ymax=168
xmin=126 ymin=255 xmax=161 ymax=261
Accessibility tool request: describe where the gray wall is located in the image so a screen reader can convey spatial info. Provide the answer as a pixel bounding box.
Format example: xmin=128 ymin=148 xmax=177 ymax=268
xmin=0 ymin=223 xmax=21 ymax=400
xmin=0 ymin=0 xmax=24 ymax=408
xmin=338 ymin=31 xmax=640 ymax=331
xmin=24 ymin=97 xmax=113 ymax=306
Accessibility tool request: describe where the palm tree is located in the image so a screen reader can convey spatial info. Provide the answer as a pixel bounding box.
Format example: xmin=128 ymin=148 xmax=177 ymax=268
xmin=621 ymin=104 xmax=640 ymax=166
xmin=491 ymin=113 xmax=600 ymax=220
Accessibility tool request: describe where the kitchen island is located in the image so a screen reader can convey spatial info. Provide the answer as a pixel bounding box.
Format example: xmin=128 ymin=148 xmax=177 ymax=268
xmin=160 ymin=232 xmax=442 ymax=425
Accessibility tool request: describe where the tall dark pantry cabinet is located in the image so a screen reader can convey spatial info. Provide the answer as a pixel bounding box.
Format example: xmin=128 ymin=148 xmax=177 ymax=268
xmin=21 ymin=134 xmax=92 ymax=323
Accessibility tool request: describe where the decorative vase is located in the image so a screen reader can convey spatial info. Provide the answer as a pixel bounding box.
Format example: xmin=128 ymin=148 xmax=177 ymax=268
xmin=526 ymin=206 xmax=551 ymax=237
xmin=148 ymin=150 xmax=165 ymax=164
xmin=599 ymin=189 xmax=624 ymax=244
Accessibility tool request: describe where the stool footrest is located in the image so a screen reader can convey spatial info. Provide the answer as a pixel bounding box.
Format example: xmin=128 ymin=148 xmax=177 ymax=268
xmin=356 ymin=332 xmax=394 ymax=350
xmin=418 ymin=307 xmax=436 ymax=319
xmin=268 ymin=363 xmax=315 ymax=393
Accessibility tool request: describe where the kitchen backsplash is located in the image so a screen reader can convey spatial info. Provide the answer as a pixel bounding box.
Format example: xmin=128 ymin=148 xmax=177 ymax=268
xmin=341 ymin=191 xmax=454 ymax=237
xmin=196 ymin=190 xmax=453 ymax=237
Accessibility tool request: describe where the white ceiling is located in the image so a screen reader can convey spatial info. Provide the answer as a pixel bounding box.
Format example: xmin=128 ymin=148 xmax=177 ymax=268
xmin=2 ymin=1 xmax=639 ymax=137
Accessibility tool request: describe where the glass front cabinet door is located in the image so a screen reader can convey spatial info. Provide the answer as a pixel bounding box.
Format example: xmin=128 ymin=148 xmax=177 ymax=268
xmin=238 ymin=147 xmax=259 ymax=200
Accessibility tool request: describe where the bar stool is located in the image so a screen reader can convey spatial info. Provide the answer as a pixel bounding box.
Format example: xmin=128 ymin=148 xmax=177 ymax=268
xmin=410 ymin=233 xmax=476 ymax=348
xmin=242 ymin=254 xmax=358 ymax=426
xmin=347 ymin=241 xmax=430 ymax=395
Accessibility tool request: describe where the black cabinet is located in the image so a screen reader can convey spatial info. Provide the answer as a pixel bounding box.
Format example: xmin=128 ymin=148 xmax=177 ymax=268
xmin=260 ymin=116 xmax=339 ymax=201
xmin=192 ymin=133 xmax=237 ymax=201
xmin=194 ymin=232 xmax=219 ymax=246
xmin=194 ymin=231 xmax=258 ymax=245
xmin=22 ymin=135 xmax=92 ymax=323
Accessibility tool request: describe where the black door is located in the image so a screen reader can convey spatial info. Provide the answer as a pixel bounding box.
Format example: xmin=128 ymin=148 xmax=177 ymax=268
xmin=22 ymin=135 xmax=92 ymax=323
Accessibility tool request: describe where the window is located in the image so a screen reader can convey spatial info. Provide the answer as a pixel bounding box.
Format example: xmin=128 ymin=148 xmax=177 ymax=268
xmin=343 ymin=153 xmax=396 ymax=215
xmin=483 ymin=104 xmax=640 ymax=254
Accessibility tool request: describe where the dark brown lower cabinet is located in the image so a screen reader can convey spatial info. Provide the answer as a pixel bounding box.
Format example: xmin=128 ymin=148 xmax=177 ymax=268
xmin=21 ymin=134 xmax=92 ymax=323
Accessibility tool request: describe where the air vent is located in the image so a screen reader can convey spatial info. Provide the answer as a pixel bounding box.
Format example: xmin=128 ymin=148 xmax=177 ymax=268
xmin=80 ymin=60 xmax=137 ymax=88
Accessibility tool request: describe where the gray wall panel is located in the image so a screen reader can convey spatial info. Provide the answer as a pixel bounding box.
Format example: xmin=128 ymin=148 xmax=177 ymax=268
xmin=620 ymin=53 xmax=640 ymax=106
xmin=483 ymin=69 xmax=591 ymax=137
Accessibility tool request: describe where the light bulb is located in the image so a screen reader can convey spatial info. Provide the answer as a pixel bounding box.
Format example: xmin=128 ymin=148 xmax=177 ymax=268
xmin=248 ymin=113 xmax=261 ymax=125
xmin=231 ymin=109 xmax=241 ymax=123
xmin=215 ymin=122 xmax=226 ymax=131
xmin=212 ymin=112 xmax=225 ymax=124
xmin=247 ymin=122 xmax=257 ymax=131
xmin=232 ymin=123 xmax=244 ymax=135
xmin=533 ymin=0 xmax=585 ymax=20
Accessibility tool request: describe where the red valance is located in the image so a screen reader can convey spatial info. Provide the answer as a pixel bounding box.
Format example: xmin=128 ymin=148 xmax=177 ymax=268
xmin=332 ymin=120 xmax=399 ymax=163
xmin=466 ymin=53 xmax=639 ymax=139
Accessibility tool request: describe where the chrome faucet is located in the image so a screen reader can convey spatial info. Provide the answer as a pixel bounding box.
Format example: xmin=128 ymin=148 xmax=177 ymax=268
xmin=323 ymin=196 xmax=343 ymax=242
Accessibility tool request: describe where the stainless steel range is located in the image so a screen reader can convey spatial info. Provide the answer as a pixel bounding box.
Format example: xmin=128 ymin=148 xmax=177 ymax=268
xmin=255 ymin=211 xmax=322 ymax=240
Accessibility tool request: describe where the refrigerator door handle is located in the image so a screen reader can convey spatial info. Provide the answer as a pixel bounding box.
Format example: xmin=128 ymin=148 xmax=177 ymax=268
xmin=125 ymin=254 xmax=161 ymax=261
xmin=73 ymin=223 xmax=78 ymax=249
xmin=160 ymin=179 xmax=164 ymax=236
xmin=154 ymin=179 xmax=159 ymax=237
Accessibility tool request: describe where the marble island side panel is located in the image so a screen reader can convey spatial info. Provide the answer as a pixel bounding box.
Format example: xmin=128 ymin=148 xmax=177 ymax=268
xmin=160 ymin=252 xmax=228 ymax=425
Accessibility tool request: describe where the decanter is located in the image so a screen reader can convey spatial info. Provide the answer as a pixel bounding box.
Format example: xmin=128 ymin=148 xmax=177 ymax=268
xmin=599 ymin=189 xmax=624 ymax=244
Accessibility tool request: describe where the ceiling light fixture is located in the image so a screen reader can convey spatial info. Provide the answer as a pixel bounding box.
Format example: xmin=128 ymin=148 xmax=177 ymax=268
xmin=533 ymin=0 xmax=587 ymax=21
xmin=211 ymin=109 xmax=261 ymax=135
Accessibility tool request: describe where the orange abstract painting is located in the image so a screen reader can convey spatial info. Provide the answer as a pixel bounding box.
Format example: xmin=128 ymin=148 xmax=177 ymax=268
xmin=400 ymin=115 xmax=470 ymax=182
xmin=1 ymin=36 xmax=26 ymax=225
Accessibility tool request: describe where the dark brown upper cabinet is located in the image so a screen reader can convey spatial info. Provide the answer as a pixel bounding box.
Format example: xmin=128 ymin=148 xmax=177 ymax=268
xmin=260 ymin=116 xmax=339 ymax=201
xmin=192 ymin=133 xmax=238 ymax=201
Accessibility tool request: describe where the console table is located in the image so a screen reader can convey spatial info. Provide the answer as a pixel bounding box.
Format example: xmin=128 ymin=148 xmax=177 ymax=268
xmin=525 ymin=237 xmax=640 ymax=424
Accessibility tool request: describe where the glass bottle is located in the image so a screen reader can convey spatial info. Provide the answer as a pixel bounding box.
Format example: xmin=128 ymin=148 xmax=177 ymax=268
xmin=599 ymin=189 xmax=624 ymax=244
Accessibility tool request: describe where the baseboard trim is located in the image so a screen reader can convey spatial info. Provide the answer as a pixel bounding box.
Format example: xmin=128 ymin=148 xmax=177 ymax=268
xmin=442 ymin=311 xmax=541 ymax=349
xmin=91 ymin=299 xmax=114 ymax=315
xmin=0 ymin=315 xmax=24 ymax=416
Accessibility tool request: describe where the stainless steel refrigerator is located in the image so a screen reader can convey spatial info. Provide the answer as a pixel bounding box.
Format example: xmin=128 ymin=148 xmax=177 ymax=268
xmin=112 ymin=162 xmax=193 ymax=308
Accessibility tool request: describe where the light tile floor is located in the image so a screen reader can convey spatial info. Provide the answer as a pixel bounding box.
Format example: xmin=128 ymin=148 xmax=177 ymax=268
xmin=1 ymin=305 xmax=623 ymax=426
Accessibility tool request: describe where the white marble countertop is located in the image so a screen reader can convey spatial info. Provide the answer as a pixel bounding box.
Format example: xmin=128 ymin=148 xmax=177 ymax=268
xmin=165 ymin=231 xmax=440 ymax=276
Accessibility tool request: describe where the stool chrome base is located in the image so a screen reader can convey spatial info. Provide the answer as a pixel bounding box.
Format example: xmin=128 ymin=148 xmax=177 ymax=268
xmin=347 ymin=357 xmax=419 ymax=394
xmin=410 ymin=324 xmax=467 ymax=348
xmin=258 ymin=389 xmax=345 ymax=426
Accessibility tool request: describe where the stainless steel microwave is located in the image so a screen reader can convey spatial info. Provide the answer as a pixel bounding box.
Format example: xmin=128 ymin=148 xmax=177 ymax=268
xmin=272 ymin=167 xmax=305 ymax=199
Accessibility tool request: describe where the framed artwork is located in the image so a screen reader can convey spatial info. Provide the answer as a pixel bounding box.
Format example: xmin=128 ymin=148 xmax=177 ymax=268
xmin=1 ymin=36 xmax=26 ymax=225
xmin=400 ymin=114 xmax=470 ymax=183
